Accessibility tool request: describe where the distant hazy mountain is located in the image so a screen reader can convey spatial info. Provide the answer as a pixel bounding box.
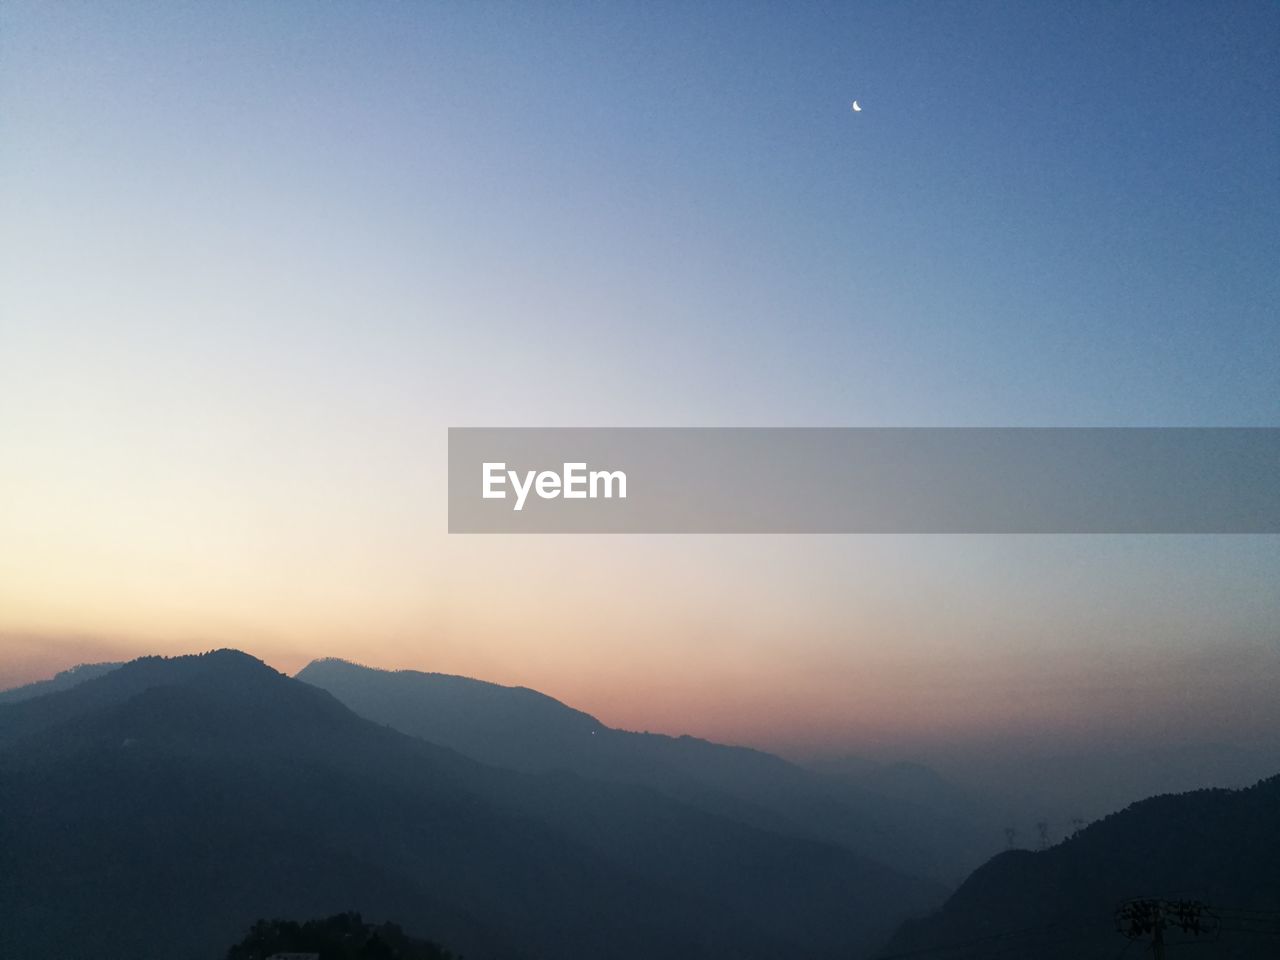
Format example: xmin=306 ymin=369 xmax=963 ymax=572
xmin=806 ymin=755 xmax=983 ymax=820
xmin=0 ymin=661 xmax=122 ymax=703
xmin=297 ymin=658 xmax=997 ymax=883
xmin=945 ymin=741 xmax=1280 ymax=837
xmin=0 ymin=650 xmax=943 ymax=960
xmin=882 ymin=775 xmax=1280 ymax=959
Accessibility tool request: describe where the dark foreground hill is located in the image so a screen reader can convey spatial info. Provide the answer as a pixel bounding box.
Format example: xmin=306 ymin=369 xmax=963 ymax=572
xmin=0 ymin=650 xmax=942 ymax=960
xmin=882 ymin=775 xmax=1280 ymax=959
xmin=297 ymin=657 xmax=995 ymax=883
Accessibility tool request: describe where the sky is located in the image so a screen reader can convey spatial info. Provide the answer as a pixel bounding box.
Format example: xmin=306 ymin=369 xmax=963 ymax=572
xmin=1 ymin=2 xmax=1278 ymax=765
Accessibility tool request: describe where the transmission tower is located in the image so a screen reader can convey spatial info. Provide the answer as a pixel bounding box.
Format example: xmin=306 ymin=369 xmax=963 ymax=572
xmin=1035 ymin=818 xmax=1050 ymax=850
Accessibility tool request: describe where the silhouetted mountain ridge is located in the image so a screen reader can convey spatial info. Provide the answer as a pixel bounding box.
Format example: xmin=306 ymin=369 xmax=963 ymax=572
xmin=0 ymin=650 xmax=295 ymax=750
xmin=0 ymin=650 xmax=943 ymax=960
xmin=0 ymin=660 xmax=122 ymax=703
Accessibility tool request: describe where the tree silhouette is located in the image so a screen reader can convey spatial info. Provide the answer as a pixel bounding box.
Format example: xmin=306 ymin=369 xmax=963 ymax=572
xmin=224 ymin=912 xmax=454 ymax=960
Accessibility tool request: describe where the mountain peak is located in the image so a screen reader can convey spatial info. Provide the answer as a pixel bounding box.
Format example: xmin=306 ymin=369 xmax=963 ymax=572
xmin=0 ymin=648 xmax=333 ymax=753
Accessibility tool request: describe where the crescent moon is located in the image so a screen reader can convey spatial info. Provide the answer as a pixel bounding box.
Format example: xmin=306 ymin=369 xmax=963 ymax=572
xmin=851 ymin=100 xmax=862 ymax=112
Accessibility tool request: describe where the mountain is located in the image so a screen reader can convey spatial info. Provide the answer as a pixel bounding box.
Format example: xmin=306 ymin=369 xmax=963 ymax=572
xmin=0 ymin=650 xmax=943 ymax=960
xmin=297 ymin=658 xmax=997 ymax=883
xmin=0 ymin=660 xmax=122 ymax=703
xmin=882 ymin=775 xmax=1280 ymax=959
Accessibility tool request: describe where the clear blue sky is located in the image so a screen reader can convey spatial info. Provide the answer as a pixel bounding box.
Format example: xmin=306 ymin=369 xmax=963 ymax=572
xmin=1 ymin=2 xmax=1277 ymax=759
xmin=5 ymin=1 xmax=1277 ymax=425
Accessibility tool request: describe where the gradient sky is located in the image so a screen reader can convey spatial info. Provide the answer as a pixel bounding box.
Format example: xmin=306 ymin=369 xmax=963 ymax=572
xmin=2 ymin=2 xmax=1277 ymax=763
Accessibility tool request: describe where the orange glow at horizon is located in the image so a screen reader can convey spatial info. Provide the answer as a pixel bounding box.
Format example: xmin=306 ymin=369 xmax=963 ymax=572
xmin=2 ymin=389 xmax=1278 ymax=756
